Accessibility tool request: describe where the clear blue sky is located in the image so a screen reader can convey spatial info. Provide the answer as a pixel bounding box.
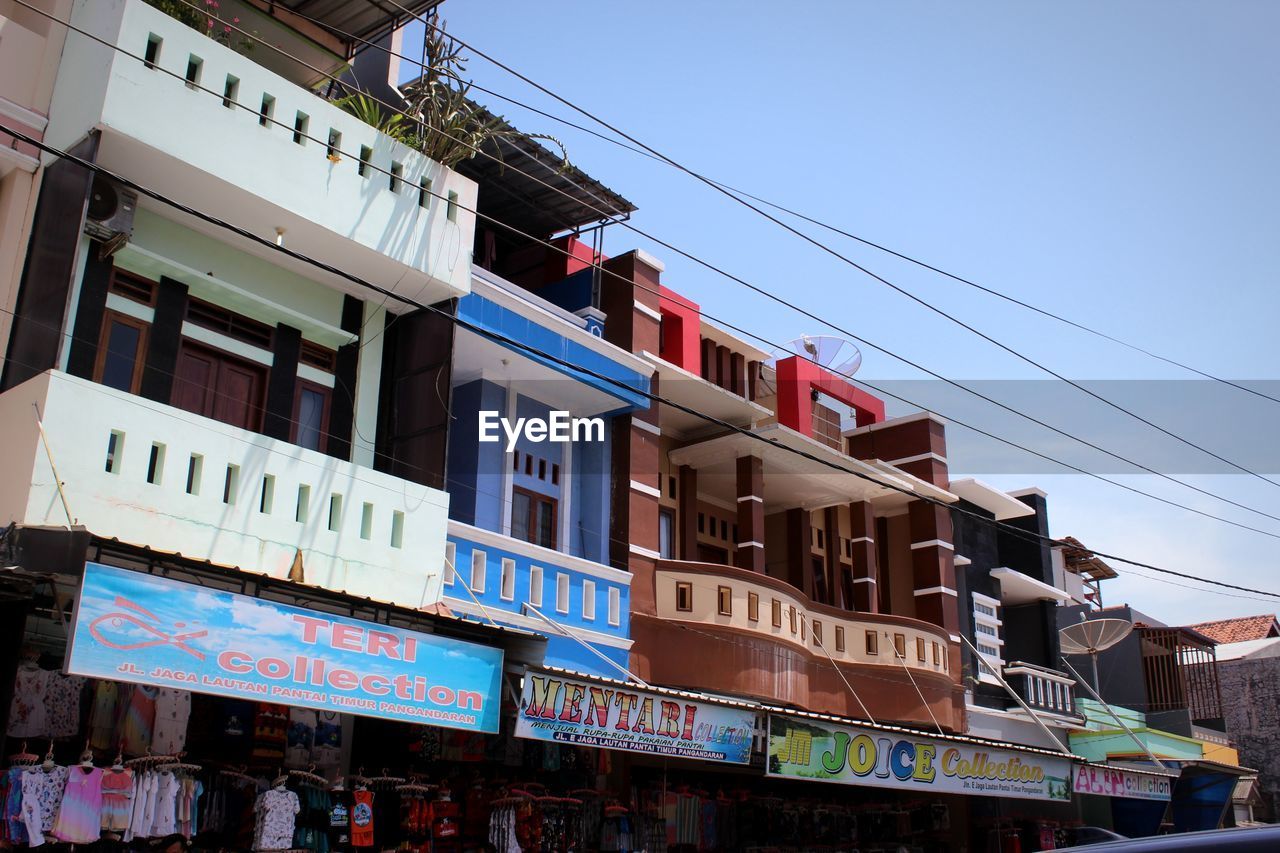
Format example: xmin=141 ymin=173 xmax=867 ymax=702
xmin=400 ymin=2 xmax=1280 ymax=625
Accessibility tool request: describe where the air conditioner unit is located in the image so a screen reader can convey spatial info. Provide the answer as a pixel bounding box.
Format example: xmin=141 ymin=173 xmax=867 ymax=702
xmin=84 ymin=175 xmax=138 ymax=255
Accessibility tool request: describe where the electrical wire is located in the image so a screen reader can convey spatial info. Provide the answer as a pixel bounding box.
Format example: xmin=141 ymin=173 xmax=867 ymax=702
xmin=452 ymin=80 xmax=1280 ymax=412
xmin=392 ymin=3 xmax=1280 ymax=497
xmin=226 ymin=0 xmax=1280 ymax=529
xmin=9 ymin=124 xmax=1280 ymax=607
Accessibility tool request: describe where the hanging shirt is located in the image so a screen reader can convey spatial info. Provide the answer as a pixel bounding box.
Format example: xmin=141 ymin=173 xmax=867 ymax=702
xmin=8 ymin=668 xmax=50 ymax=738
xmin=20 ymin=766 xmax=68 ymax=845
xmin=100 ymin=768 xmax=135 ymax=832
xmin=285 ymin=708 xmax=317 ymax=768
xmin=44 ymin=673 xmax=86 ymax=739
xmin=312 ymin=711 xmax=342 ymax=767
xmin=88 ymin=680 xmax=121 ymax=752
xmin=149 ymin=770 xmax=180 ymax=837
xmin=151 ymin=689 xmax=192 ymax=755
xmin=120 ymin=686 xmax=158 ymax=756
xmin=349 ymin=789 xmax=375 ymax=848
xmin=52 ymin=765 xmax=104 ymax=844
xmin=2 ymin=766 xmax=28 ymax=845
xmin=254 ymin=787 xmax=301 ymax=851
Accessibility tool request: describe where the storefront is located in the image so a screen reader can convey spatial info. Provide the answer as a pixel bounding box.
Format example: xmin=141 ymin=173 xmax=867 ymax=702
xmin=1070 ymin=762 xmax=1175 ymax=839
xmin=0 ymin=547 xmax=595 ymax=852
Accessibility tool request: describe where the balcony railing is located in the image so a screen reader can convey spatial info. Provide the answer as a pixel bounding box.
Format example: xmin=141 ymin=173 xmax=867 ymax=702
xmin=46 ymin=0 xmax=476 ymax=304
xmin=0 ymin=371 xmax=451 ymax=609
xmin=654 ymin=560 xmax=951 ymax=678
xmin=1004 ymin=661 xmax=1079 ymax=717
xmin=441 ymin=520 xmax=633 ymax=676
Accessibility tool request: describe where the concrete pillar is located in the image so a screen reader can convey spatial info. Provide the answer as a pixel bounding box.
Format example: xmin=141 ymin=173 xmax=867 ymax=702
xmin=678 ymin=465 xmax=699 ymax=561
xmin=909 ymin=499 xmax=959 ymax=633
xmin=849 ymin=500 xmax=879 ymax=612
xmin=735 ymin=455 xmax=765 ymax=572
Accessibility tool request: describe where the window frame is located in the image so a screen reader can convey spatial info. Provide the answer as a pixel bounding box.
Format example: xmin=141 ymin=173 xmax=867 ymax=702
xmin=291 ymin=378 xmax=333 ymax=453
xmin=675 ymin=581 xmax=693 ymax=612
xmin=511 ymin=486 xmax=558 ymax=550
xmin=717 ymin=585 xmax=732 ymax=616
xmin=94 ymin=309 xmax=150 ymax=394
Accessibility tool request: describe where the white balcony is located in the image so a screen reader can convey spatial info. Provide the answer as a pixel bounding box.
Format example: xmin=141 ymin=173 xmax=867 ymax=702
xmin=45 ymin=0 xmax=476 ymax=308
xmin=0 ymin=371 xmax=451 ymax=609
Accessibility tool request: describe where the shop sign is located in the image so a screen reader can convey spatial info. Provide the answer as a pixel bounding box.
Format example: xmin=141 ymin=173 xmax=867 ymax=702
xmin=68 ymin=563 xmax=503 ymax=732
xmin=767 ymin=715 xmax=1073 ymax=802
xmin=514 ymin=669 xmax=756 ymax=764
xmin=1073 ymin=765 xmax=1173 ymax=801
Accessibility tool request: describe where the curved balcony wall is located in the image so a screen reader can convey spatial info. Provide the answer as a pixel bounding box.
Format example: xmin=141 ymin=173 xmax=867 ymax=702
xmin=631 ymin=559 xmax=965 ymax=731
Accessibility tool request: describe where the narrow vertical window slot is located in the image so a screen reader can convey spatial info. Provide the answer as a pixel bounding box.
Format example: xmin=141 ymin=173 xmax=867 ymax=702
xmin=105 ymin=431 xmax=125 ymax=474
xmin=222 ymin=75 xmax=239 ymax=108
xmin=146 ymin=443 xmax=166 ymax=485
xmin=328 ymin=494 xmax=343 ymax=532
xmin=260 ymin=474 xmax=275 ymax=514
xmin=185 ymin=454 xmax=203 ymax=495
xmin=390 ymin=511 xmax=404 ymax=548
xmin=223 ymin=464 xmax=239 ymax=504
xmin=295 ymin=484 xmax=311 ymax=523
xmin=360 ymin=502 xmax=374 ymax=540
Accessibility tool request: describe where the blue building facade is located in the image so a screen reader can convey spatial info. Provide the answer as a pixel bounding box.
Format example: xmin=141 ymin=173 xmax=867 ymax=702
xmin=440 ymin=271 xmax=650 ymax=675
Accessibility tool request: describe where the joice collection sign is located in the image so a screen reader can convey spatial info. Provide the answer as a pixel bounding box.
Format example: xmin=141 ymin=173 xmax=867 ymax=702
xmin=768 ymin=715 xmax=1073 ymax=802
xmin=515 ymin=669 xmax=756 ymax=765
xmin=68 ymin=563 xmax=503 ymax=732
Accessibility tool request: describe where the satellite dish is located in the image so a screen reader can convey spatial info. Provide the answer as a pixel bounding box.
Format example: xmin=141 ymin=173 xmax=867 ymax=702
xmin=1059 ymin=618 xmax=1133 ymax=656
xmin=770 ymin=335 xmax=863 ymax=378
xmin=1059 ymin=617 xmax=1133 ymax=692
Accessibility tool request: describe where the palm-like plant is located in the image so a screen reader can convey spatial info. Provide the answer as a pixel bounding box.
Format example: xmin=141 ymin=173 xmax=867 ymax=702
xmin=336 ymin=15 xmax=569 ymax=172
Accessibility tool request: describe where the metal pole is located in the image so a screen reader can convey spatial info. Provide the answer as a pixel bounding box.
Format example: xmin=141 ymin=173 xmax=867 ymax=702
xmin=958 ymin=632 xmax=1074 ymax=756
xmin=32 ymin=402 xmax=75 ymax=526
xmin=1061 ymin=657 xmax=1167 ymax=770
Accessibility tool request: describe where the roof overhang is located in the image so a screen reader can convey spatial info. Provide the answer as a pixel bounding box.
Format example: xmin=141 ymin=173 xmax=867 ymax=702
xmin=950 ymin=478 xmax=1036 ymax=520
xmin=991 ymin=567 xmax=1073 ymax=605
xmin=638 ymin=351 xmax=770 ymax=437
xmin=668 ymin=423 xmax=919 ymax=511
xmin=449 ymin=102 xmax=636 ymax=238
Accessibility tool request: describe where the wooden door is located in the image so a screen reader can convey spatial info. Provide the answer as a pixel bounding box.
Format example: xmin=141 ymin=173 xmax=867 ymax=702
xmin=172 ymin=342 xmax=265 ymax=432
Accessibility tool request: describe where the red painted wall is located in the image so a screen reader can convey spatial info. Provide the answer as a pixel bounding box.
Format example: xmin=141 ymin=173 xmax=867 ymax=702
xmin=775 ymin=355 xmax=884 ymax=438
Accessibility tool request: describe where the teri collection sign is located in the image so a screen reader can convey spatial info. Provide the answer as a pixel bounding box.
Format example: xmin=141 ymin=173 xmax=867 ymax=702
xmin=515 ymin=669 xmax=756 ymax=765
xmin=1073 ymin=765 xmax=1173 ymax=802
xmin=68 ymin=563 xmax=503 ymax=732
xmin=767 ymin=715 xmax=1073 ymax=802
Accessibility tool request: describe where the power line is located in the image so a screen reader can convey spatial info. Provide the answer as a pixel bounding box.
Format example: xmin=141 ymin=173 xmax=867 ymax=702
xmin=452 ymin=80 xmax=1280 ymax=412
xmin=24 ymin=0 xmax=1280 ymax=549
xmin=237 ymin=0 xmax=1280 ymax=528
xmin=9 ymin=124 xmax=1280 ymax=607
xmin=390 ymin=3 xmax=1280 ymax=494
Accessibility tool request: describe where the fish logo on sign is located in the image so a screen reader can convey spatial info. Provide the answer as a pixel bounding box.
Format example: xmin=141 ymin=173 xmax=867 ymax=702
xmin=88 ymin=596 xmax=208 ymax=660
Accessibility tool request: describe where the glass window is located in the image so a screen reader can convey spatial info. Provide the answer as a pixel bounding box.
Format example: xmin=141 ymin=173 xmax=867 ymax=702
xmin=512 ymin=488 xmax=556 ymax=549
xmin=96 ymin=312 xmax=148 ymax=393
xmin=747 ymin=592 xmax=759 ymax=622
xmin=675 ymin=581 xmax=693 ymax=612
xmin=659 ymin=509 xmax=675 ymax=559
xmin=717 ymin=586 xmax=732 ymax=616
xmin=293 ymin=384 xmax=329 ymax=451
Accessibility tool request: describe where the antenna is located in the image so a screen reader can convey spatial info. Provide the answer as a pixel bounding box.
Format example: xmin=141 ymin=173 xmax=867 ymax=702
xmin=1058 ymin=616 xmax=1133 ymax=691
xmin=769 ymin=335 xmax=863 ymax=378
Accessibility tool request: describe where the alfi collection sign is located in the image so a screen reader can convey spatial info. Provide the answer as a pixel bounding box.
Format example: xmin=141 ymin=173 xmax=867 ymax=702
xmin=68 ymin=563 xmax=504 ymax=732
xmin=515 ymin=669 xmax=755 ymax=764
xmin=767 ymin=715 xmax=1073 ymax=802
xmin=1073 ymin=765 xmax=1173 ymax=802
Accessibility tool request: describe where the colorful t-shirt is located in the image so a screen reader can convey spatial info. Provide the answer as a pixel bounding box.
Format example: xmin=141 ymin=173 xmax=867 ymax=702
xmin=254 ymin=787 xmax=300 ymax=851
xmin=285 ymin=708 xmax=316 ymax=768
xmin=20 ymin=765 xmax=68 ymax=845
xmin=120 ymin=685 xmax=158 ymax=756
xmin=350 ymin=790 xmax=374 ymax=848
xmin=2 ymin=766 xmax=27 ymax=844
xmin=100 ymin=768 xmax=134 ymax=832
xmin=52 ymin=766 xmax=104 ymax=844
xmin=313 ymin=711 xmax=342 ymax=767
